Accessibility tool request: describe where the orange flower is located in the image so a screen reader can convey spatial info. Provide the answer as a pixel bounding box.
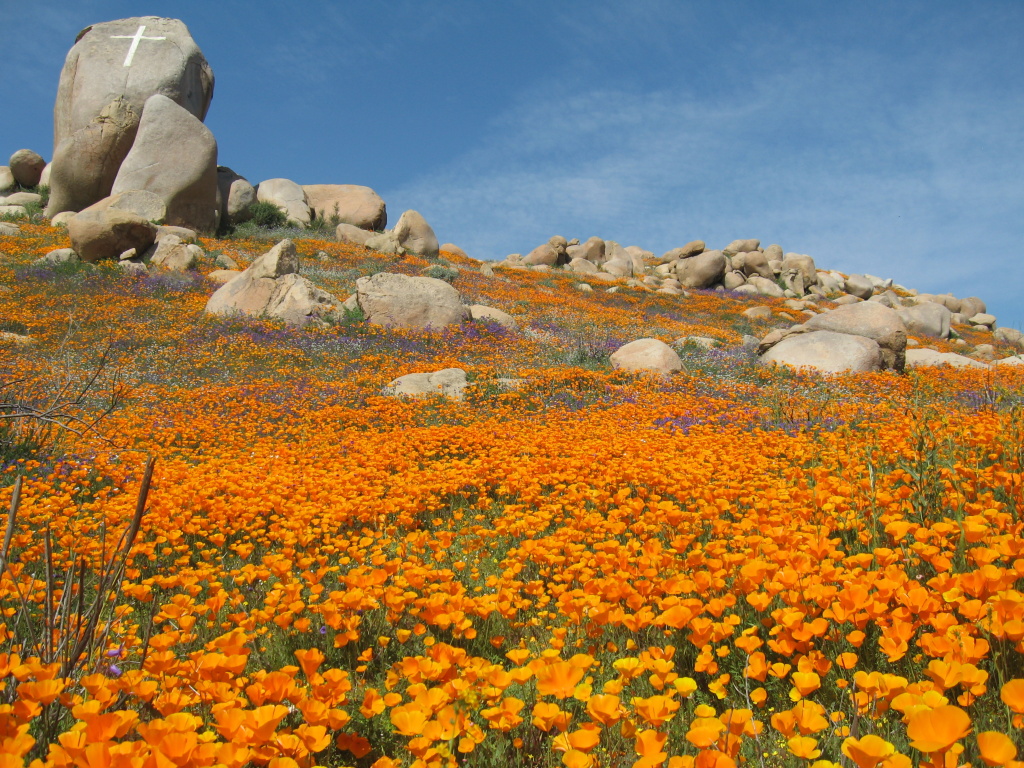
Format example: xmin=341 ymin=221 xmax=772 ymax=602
xmin=536 ymin=661 xmax=586 ymax=699
xmin=906 ymin=705 xmax=971 ymax=753
xmin=788 ymin=736 xmax=821 ymax=760
xmin=841 ymin=735 xmax=896 ymax=768
xmin=482 ymin=697 xmax=525 ymax=731
xmin=293 ymin=648 xmax=324 ymax=679
xmin=976 ymin=732 xmax=1017 ymax=767
xmin=554 ymin=727 xmax=601 ymax=754
xmin=687 ymin=717 xmax=726 ymax=748
xmin=635 ymin=728 xmax=668 ymax=765
xmin=789 ymin=671 xmax=821 ymax=700
xmin=1000 ymin=679 xmax=1024 ymax=713
xmin=389 ymin=704 xmax=429 ymax=736
xmin=533 ymin=702 xmax=571 ymax=732
xmin=632 ymin=695 xmax=680 ymax=727
xmin=586 ymin=694 xmax=622 ymax=726
xmin=563 ymin=751 xmax=594 ymax=768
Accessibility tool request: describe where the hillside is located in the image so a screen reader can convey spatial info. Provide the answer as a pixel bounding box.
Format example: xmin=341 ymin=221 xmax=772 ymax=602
xmin=0 ymin=221 xmax=1022 ymax=767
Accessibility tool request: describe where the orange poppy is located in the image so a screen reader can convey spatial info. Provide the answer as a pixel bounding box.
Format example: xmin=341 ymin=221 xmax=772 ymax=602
xmin=841 ymin=735 xmax=896 ymax=768
xmin=905 ymin=705 xmax=971 ymax=753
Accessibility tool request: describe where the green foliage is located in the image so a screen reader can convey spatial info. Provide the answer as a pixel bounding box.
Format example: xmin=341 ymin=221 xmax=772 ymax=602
xmin=307 ymin=203 xmax=342 ymax=235
xmin=338 ymin=302 xmax=366 ymax=326
xmin=423 ymin=264 xmax=460 ymax=285
xmin=246 ymin=201 xmax=289 ymax=229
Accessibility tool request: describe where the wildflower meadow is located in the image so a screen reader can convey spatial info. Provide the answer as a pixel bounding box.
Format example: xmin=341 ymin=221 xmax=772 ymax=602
xmin=0 ymin=223 xmax=1022 ymax=768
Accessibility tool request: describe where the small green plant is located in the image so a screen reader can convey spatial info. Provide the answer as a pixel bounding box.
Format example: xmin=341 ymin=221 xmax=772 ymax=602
xmin=35 ymin=184 xmax=50 ymax=210
xmin=246 ymin=201 xmax=289 ymax=229
xmin=338 ymin=303 xmax=366 ymax=326
xmin=423 ymin=264 xmax=459 ymax=284
xmin=308 ymin=203 xmax=342 ymax=234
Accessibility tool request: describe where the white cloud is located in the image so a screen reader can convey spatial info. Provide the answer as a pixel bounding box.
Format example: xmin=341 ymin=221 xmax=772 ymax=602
xmin=383 ymin=40 xmax=1024 ymax=327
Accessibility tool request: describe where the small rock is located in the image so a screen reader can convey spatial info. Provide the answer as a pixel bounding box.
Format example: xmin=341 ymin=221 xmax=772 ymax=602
xmin=468 ymin=305 xmax=518 ymax=330
xmin=610 ymin=338 xmax=682 ymax=375
xmin=149 ymin=235 xmax=198 ymax=271
xmin=743 ymin=306 xmax=774 ymax=320
xmin=844 ymin=274 xmax=874 ymax=300
xmin=385 ymin=368 xmax=467 ymax=400
xmin=336 ymin=222 xmax=373 ymax=247
xmin=905 ymin=348 xmax=989 ymax=369
xmin=723 ymin=239 xmax=760 ymax=256
xmin=40 ymin=248 xmax=78 ymax=265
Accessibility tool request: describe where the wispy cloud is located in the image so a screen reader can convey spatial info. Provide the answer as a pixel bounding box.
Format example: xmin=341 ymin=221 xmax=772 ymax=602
xmin=383 ymin=31 xmax=1024 ymax=326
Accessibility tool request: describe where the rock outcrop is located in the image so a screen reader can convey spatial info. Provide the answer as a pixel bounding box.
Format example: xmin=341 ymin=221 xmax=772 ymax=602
xmin=110 ymin=94 xmax=218 ymax=231
xmin=47 ymin=17 xmax=214 ymax=216
xmin=303 ymin=185 xmax=386 ymax=231
xmin=351 ymin=272 xmax=467 ymax=330
xmin=67 ymin=209 xmax=157 ymax=262
xmin=205 ymin=239 xmax=340 ymax=326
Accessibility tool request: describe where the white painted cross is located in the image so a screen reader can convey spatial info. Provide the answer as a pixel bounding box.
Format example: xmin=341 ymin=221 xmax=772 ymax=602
xmin=110 ymin=25 xmax=166 ymax=67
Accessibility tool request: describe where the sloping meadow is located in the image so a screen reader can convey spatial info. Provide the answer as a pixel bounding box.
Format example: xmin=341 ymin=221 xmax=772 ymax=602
xmin=0 ymin=224 xmax=1023 ymax=767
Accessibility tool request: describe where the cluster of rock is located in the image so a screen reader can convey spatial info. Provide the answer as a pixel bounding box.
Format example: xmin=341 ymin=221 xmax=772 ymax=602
xmin=500 ymin=235 xmax=998 ymax=329
xmin=2 ymin=14 xmax=448 ymax=277
xmin=5 ymin=15 xmax=1019 ymax=381
xmin=492 ymin=233 xmax=1021 ymax=373
xmin=202 ymin=239 xmax=515 ymax=335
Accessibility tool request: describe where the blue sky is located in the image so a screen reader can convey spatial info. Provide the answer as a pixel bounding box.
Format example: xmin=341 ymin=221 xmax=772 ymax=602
xmin=4 ymin=1 xmax=1024 ymax=329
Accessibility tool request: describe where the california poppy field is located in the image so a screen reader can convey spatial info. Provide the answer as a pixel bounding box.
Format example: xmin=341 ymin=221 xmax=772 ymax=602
xmin=1 ymin=223 xmax=1023 ymax=768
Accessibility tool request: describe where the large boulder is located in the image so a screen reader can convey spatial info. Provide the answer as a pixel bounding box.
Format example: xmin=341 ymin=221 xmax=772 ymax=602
xmin=47 ymin=98 xmax=139 ymax=215
xmin=761 ymin=330 xmax=883 ymax=373
xmin=256 ymin=178 xmax=311 ymax=226
xmin=781 ymin=253 xmax=817 ymax=285
xmin=47 ymin=17 xmax=214 ymax=216
xmin=110 ymin=94 xmax=218 ymax=231
xmin=675 ymin=249 xmax=726 ymax=288
xmin=354 ymin=272 xmax=467 ymax=330
xmin=802 ymin=301 xmax=907 ymax=371
xmin=843 ymin=274 xmax=875 ymax=300
xmin=384 ymin=368 xmax=468 ymax=400
xmin=302 ymin=185 xmax=386 ymax=231
xmin=958 ymin=297 xmax=986 ymax=319
xmin=336 ymin=223 xmax=373 ymax=247
xmin=523 ymin=243 xmax=560 ymax=267
xmin=205 ymin=239 xmax=339 ymax=326
xmin=747 ymin=275 xmax=785 ymax=298
xmin=79 ymin=189 xmax=167 ymax=223
xmin=567 ymin=258 xmax=598 ymax=274
xmin=217 ymin=167 xmax=256 ymax=225
xmin=393 ymin=210 xmax=439 ymax=258
xmin=610 ymin=338 xmax=682 ymax=375
xmin=67 ymin=209 xmax=157 ymax=262
xmin=9 ymin=150 xmax=46 ymax=187
xmin=897 ymin=302 xmax=952 ymax=339
xmin=573 ymin=236 xmax=606 ymax=265
xmin=738 ymin=250 xmax=774 ymax=279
